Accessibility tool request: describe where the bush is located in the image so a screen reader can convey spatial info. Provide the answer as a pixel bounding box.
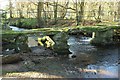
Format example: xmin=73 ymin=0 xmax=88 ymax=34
xmin=21 ymin=18 xmax=37 ymax=28
xmin=10 ymin=18 xmax=37 ymax=29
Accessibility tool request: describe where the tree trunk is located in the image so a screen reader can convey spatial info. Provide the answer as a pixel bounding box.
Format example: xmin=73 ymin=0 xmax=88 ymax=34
xmin=79 ymin=1 xmax=84 ymax=23
xmin=43 ymin=9 xmax=47 ymax=26
xmin=60 ymin=2 xmax=69 ymax=19
xmin=76 ymin=0 xmax=79 ymax=25
xmin=19 ymin=10 xmax=23 ymax=18
xmin=37 ymin=2 xmax=44 ymax=27
xmin=97 ymin=5 xmax=102 ymax=22
xmin=54 ymin=1 xmax=58 ymax=24
xmin=18 ymin=3 xmax=24 ymax=18
xmin=9 ymin=0 xmax=13 ymax=18
xmin=118 ymin=1 xmax=120 ymax=25
xmin=76 ymin=0 xmax=85 ymax=25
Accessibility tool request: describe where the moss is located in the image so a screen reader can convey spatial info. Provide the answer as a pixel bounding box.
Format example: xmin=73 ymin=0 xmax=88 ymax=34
xmin=75 ymin=25 xmax=120 ymax=32
xmin=2 ymin=25 xmax=119 ymax=35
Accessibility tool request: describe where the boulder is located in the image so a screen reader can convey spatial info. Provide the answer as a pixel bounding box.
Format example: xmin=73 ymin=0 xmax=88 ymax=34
xmin=91 ymin=29 xmax=114 ymax=45
xmin=2 ymin=34 xmax=29 ymax=53
xmin=53 ymin=32 xmax=70 ymax=55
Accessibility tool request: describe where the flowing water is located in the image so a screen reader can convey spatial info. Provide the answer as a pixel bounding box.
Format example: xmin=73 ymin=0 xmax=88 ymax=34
xmin=9 ymin=26 xmax=27 ymax=31
xmin=67 ymin=36 xmax=119 ymax=78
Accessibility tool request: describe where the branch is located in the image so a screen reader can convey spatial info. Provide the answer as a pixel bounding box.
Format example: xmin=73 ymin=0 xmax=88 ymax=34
xmin=44 ymin=2 xmax=76 ymax=11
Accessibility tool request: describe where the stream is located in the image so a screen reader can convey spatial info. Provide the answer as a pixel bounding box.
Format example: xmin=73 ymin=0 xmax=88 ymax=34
xmin=9 ymin=26 xmax=28 ymax=31
xmin=4 ymin=26 xmax=119 ymax=78
xmin=67 ymin=36 xmax=119 ymax=78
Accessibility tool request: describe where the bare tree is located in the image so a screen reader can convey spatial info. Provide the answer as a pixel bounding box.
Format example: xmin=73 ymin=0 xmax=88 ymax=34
xmin=60 ymin=1 xmax=69 ymax=19
xmin=17 ymin=2 xmax=24 ymax=18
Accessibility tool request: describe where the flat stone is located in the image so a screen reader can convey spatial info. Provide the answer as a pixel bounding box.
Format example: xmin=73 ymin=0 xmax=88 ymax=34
xmin=28 ymin=37 xmax=38 ymax=47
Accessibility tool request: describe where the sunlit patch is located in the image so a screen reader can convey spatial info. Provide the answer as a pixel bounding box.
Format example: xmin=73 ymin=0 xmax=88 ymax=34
xmin=98 ymin=69 xmax=118 ymax=77
xmin=98 ymin=65 xmax=118 ymax=78
xmin=4 ymin=72 xmax=63 ymax=78
xmin=78 ymin=68 xmax=98 ymax=73
xmin=78 ymin=65 xmax=118 ymax=78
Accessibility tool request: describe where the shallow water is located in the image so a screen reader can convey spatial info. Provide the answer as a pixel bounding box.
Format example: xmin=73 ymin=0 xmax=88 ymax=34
xmin=67 ymin=36 xmax=119 ymax=78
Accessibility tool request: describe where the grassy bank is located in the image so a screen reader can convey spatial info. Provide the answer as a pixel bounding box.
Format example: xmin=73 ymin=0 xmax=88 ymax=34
xmin=2 ymin=25 xmax=120 ymax=35
xmin=10 ymin=18 xmax=38 ymax=29
xmin=9 ymin=18 xmax=119 ymax=29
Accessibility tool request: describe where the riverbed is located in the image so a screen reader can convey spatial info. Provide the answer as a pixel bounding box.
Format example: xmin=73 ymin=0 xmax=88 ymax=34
xmin=2 ymin=37 xmax=119 ymax=78
xmin=2 ymin=26 xmax=120 ymax=78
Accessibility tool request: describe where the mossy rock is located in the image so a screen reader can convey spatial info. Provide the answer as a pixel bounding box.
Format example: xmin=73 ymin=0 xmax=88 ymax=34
xmin=91 ymin=30 xmax=114 ymax=45
xmin=2 ymin=34 xmax=29 ymax=52
xmin=53 ymin=32 xmax=70 ymax=55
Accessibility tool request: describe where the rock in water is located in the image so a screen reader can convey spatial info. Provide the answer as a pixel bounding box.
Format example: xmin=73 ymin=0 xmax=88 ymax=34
xmin=91 ymin=30 xmax=114 ymax=45
xmin=53 ymin=32 xmax=70 ymax=55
